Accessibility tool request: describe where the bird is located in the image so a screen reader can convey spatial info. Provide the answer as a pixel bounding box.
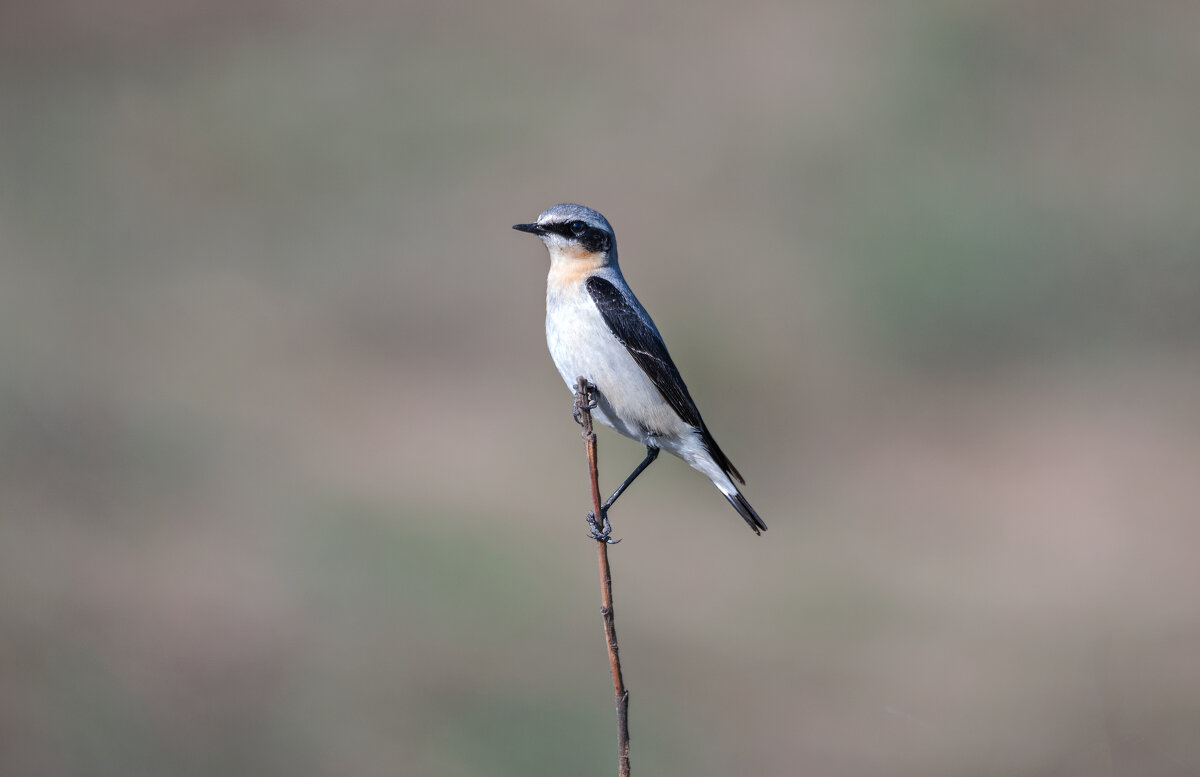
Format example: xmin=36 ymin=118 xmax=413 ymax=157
xmin=513 ymin=203 xmax=767 ymax=538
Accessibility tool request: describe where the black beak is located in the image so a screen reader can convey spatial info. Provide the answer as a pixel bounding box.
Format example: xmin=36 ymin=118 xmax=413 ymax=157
xmin=512 ymin=223 xmax=545 ymax=235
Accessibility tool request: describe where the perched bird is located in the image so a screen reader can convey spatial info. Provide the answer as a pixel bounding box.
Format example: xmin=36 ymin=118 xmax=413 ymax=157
xmin=513 ymin=203 xmax=767 ymax=537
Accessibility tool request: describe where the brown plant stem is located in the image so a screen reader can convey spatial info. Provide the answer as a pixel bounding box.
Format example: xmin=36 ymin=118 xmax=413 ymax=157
xmin=574 ymin=377 xmax=631 ymax=777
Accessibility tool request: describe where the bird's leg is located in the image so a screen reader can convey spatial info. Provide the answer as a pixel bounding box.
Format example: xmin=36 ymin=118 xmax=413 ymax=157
xmin=572 ymin=383 xmax=598 ymax=426
xmin=602 ymin=446 xmax=660 ymax=513
xmin=585 ymin=446 xmax=659 ymax=543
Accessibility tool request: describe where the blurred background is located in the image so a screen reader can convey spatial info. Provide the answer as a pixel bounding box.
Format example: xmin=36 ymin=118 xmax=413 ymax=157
xmin=2 ymin=1 xmax=1199 ymax=775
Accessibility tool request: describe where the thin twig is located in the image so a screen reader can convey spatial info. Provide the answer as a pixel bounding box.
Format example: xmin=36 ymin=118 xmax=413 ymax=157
xmin=574 ymin=377 xmax=631 ymax=777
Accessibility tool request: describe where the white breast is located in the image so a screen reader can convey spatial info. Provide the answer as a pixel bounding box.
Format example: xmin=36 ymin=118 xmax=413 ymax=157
xmin=545 ymin=275 xmax=693 ymax=445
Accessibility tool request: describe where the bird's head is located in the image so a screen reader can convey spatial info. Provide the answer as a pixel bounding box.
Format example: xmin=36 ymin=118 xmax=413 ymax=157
xmin=513 ymin=203 xmax=617 ymax=267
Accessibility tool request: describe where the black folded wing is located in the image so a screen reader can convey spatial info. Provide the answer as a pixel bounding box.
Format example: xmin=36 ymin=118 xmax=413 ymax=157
xmin=585 ymin=275 xmax=744 ymax=485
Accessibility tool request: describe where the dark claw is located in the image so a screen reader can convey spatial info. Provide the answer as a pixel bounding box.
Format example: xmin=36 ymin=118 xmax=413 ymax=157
xmin=572 ymin=382 xmax=598 ymax=425
xmin=585 ymin=511 xmax=621 ymax=544
xmin=573 ymin=396 xmax=598 ymax=425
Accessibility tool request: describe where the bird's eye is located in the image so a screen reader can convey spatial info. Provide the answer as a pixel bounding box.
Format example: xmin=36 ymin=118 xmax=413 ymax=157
xmin=569 ymin=220 xmax=587 ymax=236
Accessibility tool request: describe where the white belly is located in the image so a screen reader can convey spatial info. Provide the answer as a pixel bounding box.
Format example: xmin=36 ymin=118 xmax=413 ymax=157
xmin=545 ymin=288 xmax=692 ymax=445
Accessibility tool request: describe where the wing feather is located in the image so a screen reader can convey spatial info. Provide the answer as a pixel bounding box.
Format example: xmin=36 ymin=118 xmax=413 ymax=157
xmin=585 ymin=275 xmax=744 ymax=484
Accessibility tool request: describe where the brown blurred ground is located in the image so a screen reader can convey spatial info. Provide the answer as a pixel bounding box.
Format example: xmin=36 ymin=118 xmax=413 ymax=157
xmin=2 ymin=2 xmax=1199 ymax=775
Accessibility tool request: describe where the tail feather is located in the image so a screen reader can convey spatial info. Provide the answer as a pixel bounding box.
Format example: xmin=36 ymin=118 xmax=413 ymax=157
xmin=723 ymin=490 xmax=768 ymax=535
xmin=700 ymin=426 xmax=744 ymax=485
